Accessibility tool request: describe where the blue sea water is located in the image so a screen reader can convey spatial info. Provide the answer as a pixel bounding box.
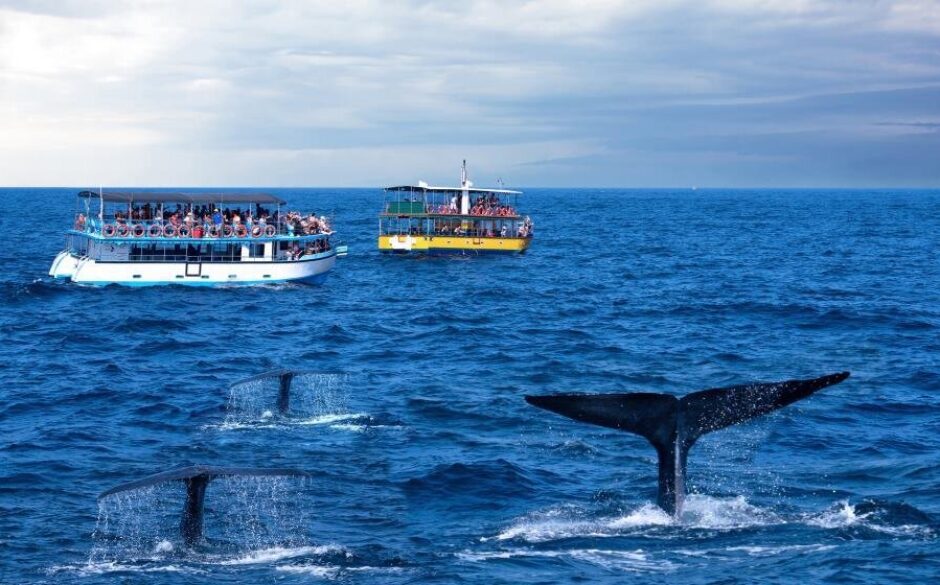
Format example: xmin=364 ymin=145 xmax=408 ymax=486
xmin=1 ymin=187 xmax=939 ymax=584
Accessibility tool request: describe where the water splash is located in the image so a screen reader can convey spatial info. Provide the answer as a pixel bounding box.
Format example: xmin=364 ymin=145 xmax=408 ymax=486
xmin=484 ymin=502 xmax=672 ymax=544
xmin=223 ymin=372 xmax=350 ymax=425
xmin=88 ymin=475 xmax=311 ymax=567
xmin=89 ymin=483 xmax=184 ymax=565
xmin=805 ymin=500 xmax=935 ymax=538
xmin=679 ymin=494 xmax=781 ymax=529
xmin=486 ymin=496 xmax=935 ymax=545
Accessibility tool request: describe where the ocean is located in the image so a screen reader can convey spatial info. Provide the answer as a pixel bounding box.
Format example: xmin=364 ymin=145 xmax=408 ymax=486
xmin=1 ymin=188 xmax=938 ymax=583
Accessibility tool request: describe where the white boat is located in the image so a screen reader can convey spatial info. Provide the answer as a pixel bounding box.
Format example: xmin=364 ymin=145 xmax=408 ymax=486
xmin=49 ymin=191 xmax=340 ymax=286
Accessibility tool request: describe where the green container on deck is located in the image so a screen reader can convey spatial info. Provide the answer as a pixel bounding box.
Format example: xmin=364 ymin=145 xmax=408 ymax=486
xmin=387 ymin=201 xmax=426 ymax=215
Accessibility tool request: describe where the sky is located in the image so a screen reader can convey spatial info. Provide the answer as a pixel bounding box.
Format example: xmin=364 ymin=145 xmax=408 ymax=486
xmin=0 ymin=0 xmax=938 ymax=187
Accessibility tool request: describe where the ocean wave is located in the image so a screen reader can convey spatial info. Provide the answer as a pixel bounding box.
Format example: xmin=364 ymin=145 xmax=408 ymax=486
xmin=208 ymin=412 xmax=392 ymax=432
xmin=405 ymin=460 xmax=537 ymax=500
xmin=276 ymin=564 xmax=407 ymax=578
xmin=457 ymin=547 xmax=673 ymax=573
xmin=46 ymin=561 xmax=207 ymax=576
xmin=295 ymin=412 xmax=369 ymax=426
xmin=215 ymin=544 xmax=350 ymax=565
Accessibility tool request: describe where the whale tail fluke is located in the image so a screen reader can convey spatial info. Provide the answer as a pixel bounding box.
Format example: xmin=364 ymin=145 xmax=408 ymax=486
xmin=524 ymin=392 xmax=679 ymax=448
xmin=230 ymin=369 xmax=347 ymax=415
xmin=230 ymin=369 xmax=297 ymax=414
xmin=99 ymin=465 xmax=308 ymax=545
xmin=525 ymin=372 xmax=850 ymax=516
xmin=680 ymin=371 xmax=850 ymax=443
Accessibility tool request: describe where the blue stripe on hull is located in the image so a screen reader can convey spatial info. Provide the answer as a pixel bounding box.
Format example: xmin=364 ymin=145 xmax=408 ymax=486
xmin=79 ymin=278 xmax=328 ymax=287
xmin=75 ymin=272 xmax=332 ymax=287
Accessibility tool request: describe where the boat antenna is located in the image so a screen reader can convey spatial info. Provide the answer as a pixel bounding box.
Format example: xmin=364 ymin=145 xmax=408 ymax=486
xmin=98 ymin=185 xmax=104 ymax=224
xmin=461 ymin=159 xmax=468 ymax=187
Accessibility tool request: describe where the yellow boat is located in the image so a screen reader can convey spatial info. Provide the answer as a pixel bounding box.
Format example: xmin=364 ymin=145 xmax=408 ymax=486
xmin=378 ymin=161 xmax=533 ymax=254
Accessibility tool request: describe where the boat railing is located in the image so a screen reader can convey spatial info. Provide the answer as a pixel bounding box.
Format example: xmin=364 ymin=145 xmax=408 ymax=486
xmin=382 ymin=227 xmax=533 ymax=239
xmin=90 ymin=246 xmax=333 ymax=263
xmin=72 ymin=219 xmax=331 ymax=240
xmin=383 ymin=204 xmax=520 ymax=218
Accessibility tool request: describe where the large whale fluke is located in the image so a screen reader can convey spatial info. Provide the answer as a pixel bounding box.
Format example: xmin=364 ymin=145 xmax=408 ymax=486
xmin=525 ymin=372 xmax=850 ymax=516
xmin=99 ymin=465 xmax=308 ymax=545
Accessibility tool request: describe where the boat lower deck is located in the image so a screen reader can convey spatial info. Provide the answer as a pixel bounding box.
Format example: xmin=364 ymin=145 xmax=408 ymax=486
xmin=378 ymin=234 xmax=530 ymax=254
xmin=51 ymin=250 xmax=336 ymax=286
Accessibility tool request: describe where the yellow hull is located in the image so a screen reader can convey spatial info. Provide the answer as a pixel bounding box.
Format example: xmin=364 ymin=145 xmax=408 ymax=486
xmin=378 ymin=235 xmax=531 ymax=254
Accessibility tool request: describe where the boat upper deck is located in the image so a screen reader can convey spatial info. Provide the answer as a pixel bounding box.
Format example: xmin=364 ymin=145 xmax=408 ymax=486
xmin=384 ymin=185 xmax=522 ymax=195
xmin=77 ymin=191 xmax=288 ymax=204
xmin=381 ymin=187 xmax=523 ymax=219
xmin=68 ymin=190 xmax=333 ymax=243
xmin=380 ymin=207 xmax=521 ymax=220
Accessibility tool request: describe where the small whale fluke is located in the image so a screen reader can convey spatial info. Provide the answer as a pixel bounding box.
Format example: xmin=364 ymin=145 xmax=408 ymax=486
xmin=99 ymin=465 xmax=308 ymax=545
xmin=231 ymin=369 xmax=297 ymax=414
xmin=525 ymin=372 xmax=850 ymax=516
xmin=230 ymin=369 xmax=346 ymax=415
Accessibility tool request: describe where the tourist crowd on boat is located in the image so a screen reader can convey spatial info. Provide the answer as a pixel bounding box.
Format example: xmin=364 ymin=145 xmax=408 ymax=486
xmin=426 ymin=203 xmax=518 ymax=217
xmin=428 ymin=216 xmax=533 ymax=238
xmin=418 ymin=194 xmax=517 ymax=217
xmin=289 ymin=238 xmax=331 ymax=260
xmin=73 ymin=204 xmax=332 ymax=239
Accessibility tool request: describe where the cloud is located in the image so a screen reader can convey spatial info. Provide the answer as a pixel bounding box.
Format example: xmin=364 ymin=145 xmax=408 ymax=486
xmin=0 ymin=0 xmax=937 ymax=186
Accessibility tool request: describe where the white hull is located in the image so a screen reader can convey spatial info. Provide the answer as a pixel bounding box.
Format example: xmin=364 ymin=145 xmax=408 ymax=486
xmin=52 ymin=251 xmax=336 ymax=286
xmin=49 ymin=250 xmax=80 ymax=279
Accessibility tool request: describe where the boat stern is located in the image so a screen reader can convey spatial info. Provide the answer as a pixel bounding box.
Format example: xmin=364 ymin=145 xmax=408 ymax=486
xmin=49 ymin=251 xmax=80 ymax=279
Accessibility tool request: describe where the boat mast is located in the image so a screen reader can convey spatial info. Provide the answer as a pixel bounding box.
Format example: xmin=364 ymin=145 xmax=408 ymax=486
xmin=460 ymin=159 xmax=470 ymax=215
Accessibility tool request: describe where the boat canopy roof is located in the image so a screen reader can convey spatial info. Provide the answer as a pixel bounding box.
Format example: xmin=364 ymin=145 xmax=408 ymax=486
xmin=77 ymin=191 xmax=287 ymax=204
xmin=385 ymin=185 xmax=522 ymax=195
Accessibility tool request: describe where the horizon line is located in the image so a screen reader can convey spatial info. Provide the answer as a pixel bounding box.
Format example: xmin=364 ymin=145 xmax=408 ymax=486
xmin=0 ymin=185 xmax=938 ymax=191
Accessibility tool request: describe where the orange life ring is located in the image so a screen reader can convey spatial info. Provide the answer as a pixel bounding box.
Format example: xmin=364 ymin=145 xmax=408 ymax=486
xmin=148 ymin=224 xmax=163 ymax=238
xmin=102 ymin=224 xmax=116 ymax=237
xmin=235 ymin=225 xmax=248 ymax=237
xmin=116 ymin=224 xmax=130 ymax=237
xmin=178 ymin=225 xmax=191 ymax=238
xmin=192 ymin=226 xmax=204 ymax=238
xmin=222 ymin=225 xmax=234 ymax=238
xmin=131 ymin=224 xmax=145 ymax=237
xmin=251 ymin=225 xmax=263 ymax=238
xmin=163 ymin=224 xmax=177 ymax=238
xmin=264 ymin=225 xmax=276 ymax=237
xmin=207 ymin=225 xmax=220 ymax=238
